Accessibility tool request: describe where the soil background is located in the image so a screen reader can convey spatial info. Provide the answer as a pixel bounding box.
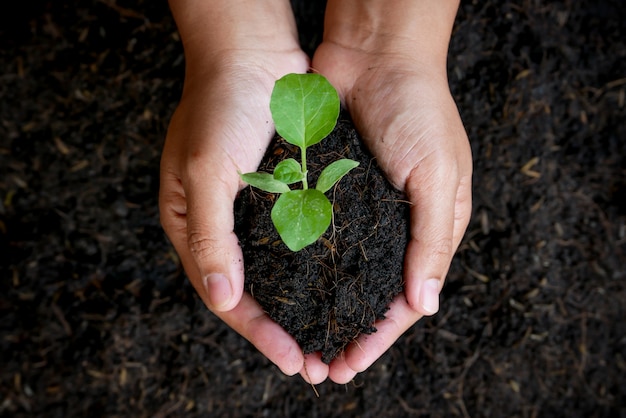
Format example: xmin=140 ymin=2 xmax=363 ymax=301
xmin=1 ymin=1 xmax=624 ymax=417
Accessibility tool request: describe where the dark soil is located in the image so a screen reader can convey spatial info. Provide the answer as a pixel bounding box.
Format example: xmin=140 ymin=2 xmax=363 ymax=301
xmin=234 ymin=117 xmax=408 ymax=363
xmin=1 ymin=0 xmax=625 ymax=417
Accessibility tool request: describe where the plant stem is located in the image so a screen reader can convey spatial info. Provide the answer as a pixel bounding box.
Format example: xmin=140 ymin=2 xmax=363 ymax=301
xmin=301 ymin=146 xmax=308 ymax=189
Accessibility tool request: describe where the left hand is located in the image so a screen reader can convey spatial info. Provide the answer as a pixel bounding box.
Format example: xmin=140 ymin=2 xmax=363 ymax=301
xmin=309 ymin=3 xmax=472 ymax=382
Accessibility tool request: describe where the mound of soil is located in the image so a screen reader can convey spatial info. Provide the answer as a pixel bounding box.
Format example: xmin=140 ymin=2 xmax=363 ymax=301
xmin=235 ymin=117 xmax=409 ymax=363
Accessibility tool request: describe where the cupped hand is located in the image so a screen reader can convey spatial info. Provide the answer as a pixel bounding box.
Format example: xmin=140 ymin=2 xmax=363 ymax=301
xmin=312 ymin=41 xmax=473 ymax=383
xmin=159 ymin=49 xmax=313 ymax=377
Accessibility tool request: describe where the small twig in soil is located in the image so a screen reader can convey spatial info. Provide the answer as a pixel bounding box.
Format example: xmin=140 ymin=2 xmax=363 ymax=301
xmin=358 ymin=241 xmax=368 ymax=262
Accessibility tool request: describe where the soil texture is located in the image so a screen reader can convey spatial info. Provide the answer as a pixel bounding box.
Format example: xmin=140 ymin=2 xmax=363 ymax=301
xmin=235 ymin=118 xmax=409 ymax=363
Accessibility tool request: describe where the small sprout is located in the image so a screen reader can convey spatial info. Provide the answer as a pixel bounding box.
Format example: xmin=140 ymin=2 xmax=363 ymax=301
xmin=240 ymin=73 xmax=359 ymax=251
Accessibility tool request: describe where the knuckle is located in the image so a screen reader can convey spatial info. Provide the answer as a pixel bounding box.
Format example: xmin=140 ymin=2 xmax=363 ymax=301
xmin=426 ymin=237 xmax=454 ymax=264
xmin=159 ymin=197 xmax=187 ymax=234
xmin=188 ymin=232 xmax=221 ymax=261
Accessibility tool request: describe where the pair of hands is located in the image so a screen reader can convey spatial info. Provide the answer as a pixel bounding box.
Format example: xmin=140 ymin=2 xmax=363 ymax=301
xmin=160 ymin=1 xmax=472 ymax=384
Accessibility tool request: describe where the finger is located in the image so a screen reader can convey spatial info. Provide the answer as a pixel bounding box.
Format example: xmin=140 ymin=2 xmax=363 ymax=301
xmin=165 ymin=207 xmax=305 ymax=376
xmin=328 ymin=353 xmax=358 ymax=384
xmin=181 ymin=155 xmax=245 ymax=312
xmin=299 ymin=352 xmax=329 ymax=384
xmin=219 ymin=293 xmax=305 ymax=376
xmin=342 ymin=295 xmax=422 ymax=373
xmin=403 ymin=160 xmax=459 ymax=316
xmin=160 ymin=155 xmax=244 ymax=313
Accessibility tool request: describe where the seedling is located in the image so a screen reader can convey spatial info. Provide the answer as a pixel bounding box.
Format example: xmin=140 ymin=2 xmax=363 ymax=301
xmin=240 ymin=73 xmax=359 ymax=251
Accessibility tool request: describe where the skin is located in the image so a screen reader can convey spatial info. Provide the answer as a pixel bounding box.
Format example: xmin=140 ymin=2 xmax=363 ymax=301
xmin=160 ymin=0 xmax=472 ymax=384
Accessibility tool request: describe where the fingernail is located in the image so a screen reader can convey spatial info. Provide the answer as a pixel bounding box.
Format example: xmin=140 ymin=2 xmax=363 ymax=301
xmin=421 ymin=278 xmax=440 ymax=315
xmin=204 ymin=273 xmax=233 ymax=310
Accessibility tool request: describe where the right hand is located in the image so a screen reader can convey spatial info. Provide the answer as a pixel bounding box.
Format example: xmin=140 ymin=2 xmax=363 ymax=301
xmin=159 ymin=48 xmax=314 ymax=377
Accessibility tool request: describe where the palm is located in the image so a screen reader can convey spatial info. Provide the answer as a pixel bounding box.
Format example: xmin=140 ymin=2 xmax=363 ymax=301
xmin=164 ymin=64 xmax=291 ymax=185
xmin=314 ymin=43 xmax=468 ymax=188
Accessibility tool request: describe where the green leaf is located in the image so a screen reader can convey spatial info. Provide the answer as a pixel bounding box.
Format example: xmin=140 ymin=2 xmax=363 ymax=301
xmin=315 ymin=159 xmax=360 ymax=193
xmin=273 ymin=158 xmax=304 ymax=184
xmin=270 ymin=73 xmax=340 ymax=149
xmin=239 ymin=171 xmax=291 ymax=194
xmin=271 ymin=189 xmax=332 ymax=251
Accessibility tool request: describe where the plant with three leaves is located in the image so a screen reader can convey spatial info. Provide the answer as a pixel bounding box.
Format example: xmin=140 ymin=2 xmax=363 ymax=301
xmin=240 ymin=73 xmax=359 ymax=251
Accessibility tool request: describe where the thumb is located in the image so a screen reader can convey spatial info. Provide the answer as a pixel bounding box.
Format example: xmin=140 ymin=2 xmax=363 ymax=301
xmin=183 ymin=168 xmax=244 ymax=312
xmin=403 ymin=163 xmax=458 ymax=316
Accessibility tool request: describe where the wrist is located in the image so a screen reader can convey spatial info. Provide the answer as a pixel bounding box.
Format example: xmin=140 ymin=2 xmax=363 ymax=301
xmin=170 ymin=0 xmax=302 ymax=72
xmin=322 ymin=0 xmax=459 ymax=70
